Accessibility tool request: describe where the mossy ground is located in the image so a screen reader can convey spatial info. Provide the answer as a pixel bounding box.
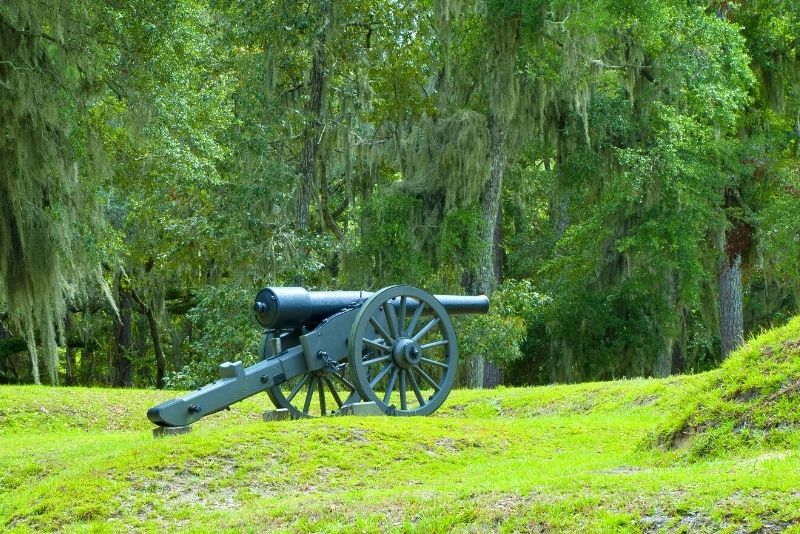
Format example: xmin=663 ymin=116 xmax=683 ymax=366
xmin=2 ymin=321 xmax=800 ymax=532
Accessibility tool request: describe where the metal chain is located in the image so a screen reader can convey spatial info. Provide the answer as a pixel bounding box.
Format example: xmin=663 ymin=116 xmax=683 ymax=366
xmin=318 ymin=351 xmax=345 ymax=373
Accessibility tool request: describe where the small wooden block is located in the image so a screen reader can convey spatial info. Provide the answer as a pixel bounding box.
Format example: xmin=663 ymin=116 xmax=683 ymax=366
xmin=262 ymin=408 xmax=291 ymax=422
xmin=338 ymin=401 xmax=385 ymax=417
xmin=152 ymin=425 xmax=193 ymax=438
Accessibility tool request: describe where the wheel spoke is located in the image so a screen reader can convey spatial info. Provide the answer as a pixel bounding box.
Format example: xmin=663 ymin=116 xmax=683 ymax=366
xmin=405 ymin=302 xmax=426 ymax=336
xmin=369 ymin=316 xmax=393 ymax=343
xmin=330 ymin=369 xmax=356 ymax=392
xmin=323 ymin=376 xmax=344 ymax=408
xmin=363 ymin=354 xmax=392 ymax=366
xmin=420 ymin=356 xmax=448 ymax=369
xmin=415 ymin=365 xmax=441 ymax=392
xmin=286 ymin=374 xmax=309 ymax=402
xmin=399 ymin=370 xmax=407 ymax=410
xmin=383 ymin=366 xmax=399 ymax=404
xmin=384 ymin=302 xmax=400 ymax=340
xmin=318 ymin=377 xmax=327 ymax=415
xmin=363 ymin=337 xmax=391 ymax=353
xmin=408 ymin=369 xmax=426 ymax=406
xmin=303 ymin=376 xmax=316 ymax=414
xmin=412 ymin=317 xmax=440 ymax=342
xmin=420 ymin=339 xmax=448 ymax=351
xmin=369 ymin=363 xmax=394 ymax=388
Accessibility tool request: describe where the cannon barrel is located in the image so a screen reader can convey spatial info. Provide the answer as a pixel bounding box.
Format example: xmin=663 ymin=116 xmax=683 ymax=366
xmin=253 ymin=287 xmax=489 ymax=330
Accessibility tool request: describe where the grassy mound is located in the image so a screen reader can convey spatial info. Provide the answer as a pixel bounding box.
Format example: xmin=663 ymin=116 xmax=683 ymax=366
xmin=3 ymin=334 xmax=800 ymax=532
xmin=0 ymin=374 xmax=698 ymax=434
xmin=655 ymin=316 xmax=800 ymax=459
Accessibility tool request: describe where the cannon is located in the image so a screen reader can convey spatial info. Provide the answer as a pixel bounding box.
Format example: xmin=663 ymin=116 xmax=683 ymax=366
xmin=148 ymin=285 xmax=489 ymax=426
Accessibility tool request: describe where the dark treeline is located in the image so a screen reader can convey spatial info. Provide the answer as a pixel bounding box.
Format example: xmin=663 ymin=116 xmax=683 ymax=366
xmin=0 ymin=0 xmax=798 ymax=389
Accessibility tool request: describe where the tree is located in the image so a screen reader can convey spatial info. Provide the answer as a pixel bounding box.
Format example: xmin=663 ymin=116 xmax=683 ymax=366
xmin=0 ymin=1 xmax=106 ymax=384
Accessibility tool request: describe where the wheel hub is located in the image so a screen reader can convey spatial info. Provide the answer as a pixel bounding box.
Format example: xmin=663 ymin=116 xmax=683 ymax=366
xmin=392 ymin=337 xmax=422 ymax=368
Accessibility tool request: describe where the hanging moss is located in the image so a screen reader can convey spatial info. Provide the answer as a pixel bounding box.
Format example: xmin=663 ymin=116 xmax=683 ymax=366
xmin=400 ymin=110 xmax=491 ymax=211
xmin=0 ymin=3 xmax=93 ymax=384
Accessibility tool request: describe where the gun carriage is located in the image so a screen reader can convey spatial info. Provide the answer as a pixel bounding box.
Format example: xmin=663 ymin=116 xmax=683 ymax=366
xmin=148 ymin=285 xmax=489 ymax=427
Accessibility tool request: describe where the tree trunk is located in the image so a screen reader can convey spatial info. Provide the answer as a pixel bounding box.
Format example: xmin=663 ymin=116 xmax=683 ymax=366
xmin=64 ymin=313 xmax=76 ymax=386
xmin=130 ymin=288 xmax=167 ymax=389
xmin=549 ymin=189 xmax=570 ymax=240
xmin=135 ymin=314 xmax=148 ymax=363
xmin=549 ymin=129 xmax=572 ymax=240
xmin=112 ymin=279 xmax=134 ymax=387
xmin=170 ymin=319 xmax=191 ymax=370
xmin=65 ymin=346 xmax=76 ymax=386
xmin=467 ymin=114 xmax=507 ymax=388
xmin=144 ymin=307 xmax=166 ymax=389
xmin=466 ymin=352 xmax=486 ymax=389
xmin=653 ymin=269 xmax=679 ymax=377
xmin=474 ymin=114 xmax=507 ymax=297
xmin=0 ymin=322 xmax=25 ymax=383
xmin=653 ymin=338 xmax=674 ymax=378
xmin=718 ymin=189 xmax=751 ymax=358
xmin=296 ymin=19 xmax=328 ymax=233
xmin=466 ymin=15 xmax=520 ymax=388
xmin=671 ymin=309 xmax=688 ymax=374
xmin=550 ymin=342 xmax=574 ymax=383
xmin=320 ymin=160 xmax=344 ymax=241
xmin=719 ymin=253 xmax=744 ymax=357
xmin=84 ymin=342 xmax=95 ymax=386
xmin=483 ymin=360 xmax=503 ymax=388
xmin=492 ymin=202 xmax=504 ymax=284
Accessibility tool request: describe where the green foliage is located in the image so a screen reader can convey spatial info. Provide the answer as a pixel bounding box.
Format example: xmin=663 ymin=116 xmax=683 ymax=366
xmin=166 ymin=285 xmax=262 ymax=389
xmin=436 ymin=207 xmax=484 ymax=288
xmin=458 ymin=280 xmax=548 ymax=369
xmin=0 ymin=1 xmax=102 ymax=384
xmin=2 ymin=0 xmax=799 ymax=390
xmin=759 ymin=186 xmax=800 ymax=287
xmin=508 ymin=0 xmax=761 ymax=382
xmin=88 ymin=0 xmax=234 ymax=277
xmin=458 ymin=314 xmax=526 ymax=367
xmin=342 ymin=191 xmax=433 ymax=288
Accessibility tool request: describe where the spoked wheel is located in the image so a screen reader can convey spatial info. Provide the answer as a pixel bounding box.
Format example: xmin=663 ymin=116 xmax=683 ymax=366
xmin=267 ymin=367 xmax=359 ymax=419
xmin=348 ymin=285 xmax=458 ymax=416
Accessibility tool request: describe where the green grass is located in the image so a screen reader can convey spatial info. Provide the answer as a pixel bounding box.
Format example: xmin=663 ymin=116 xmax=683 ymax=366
xmin=2 ymin=320 xmax=800 ymax=532
xmin=655 ymin=315 xmax=800 ymax=460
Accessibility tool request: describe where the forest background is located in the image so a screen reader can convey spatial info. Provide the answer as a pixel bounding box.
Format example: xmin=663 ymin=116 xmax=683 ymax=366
xmin=0 ymin=0 xmax=798 ymax=390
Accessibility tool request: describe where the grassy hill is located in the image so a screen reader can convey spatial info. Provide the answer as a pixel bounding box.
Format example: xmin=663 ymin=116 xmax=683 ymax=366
xmin=655 ymin=316 xmax=800 ymax=461
xmin=2 ymin=320 xmax=800 ymax=532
